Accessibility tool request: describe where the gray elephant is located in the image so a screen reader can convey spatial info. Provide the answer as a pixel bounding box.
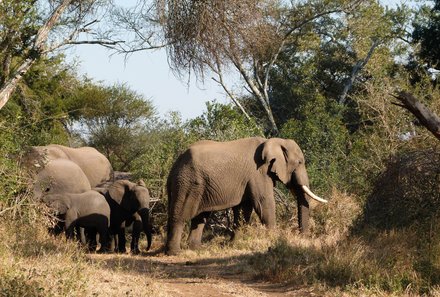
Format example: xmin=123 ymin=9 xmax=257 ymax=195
xmin=33 ymin=159 xmax=92 ymax=198
xmin=166 ymin=137 xmax=327 ymax=255
xmin=96 ymin=180 xmax=153 ymax=254
xmin=25 ymin=144 xmax=113 ymax=188
xmin=42 ymin=190 xmax=111 ymax=252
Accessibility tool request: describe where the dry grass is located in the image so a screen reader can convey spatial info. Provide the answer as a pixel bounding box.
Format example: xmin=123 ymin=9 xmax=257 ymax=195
xmin=239 ymin=166 xmax=440 ymax=296
xmin=2 ymin=147 xmax=439 ymax=296
xmin=0 ymin=205 xmax=165 ymax=297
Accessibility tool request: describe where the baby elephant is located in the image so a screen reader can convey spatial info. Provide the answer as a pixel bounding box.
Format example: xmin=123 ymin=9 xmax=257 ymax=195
xmin=42 ymin=190 xmax=111 ymax=253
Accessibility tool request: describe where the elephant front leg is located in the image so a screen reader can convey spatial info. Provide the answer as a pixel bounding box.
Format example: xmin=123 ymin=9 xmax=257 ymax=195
xmin=188 ymin=212 xmax=211 ymax=250
xmin=253 ymin=194 xmax=276 ymax=229
xmin=231 ymin=201 xmax=253 ymax=241
xmin=233 ymin=200 xmax=253 ymax=228
xmin=116 ymin=227 xmax=127 ymax=253
xmin=130 ymin=219 xmax=142 ymax=255
xmin=64 ymin=210 xmax=78 ymax=240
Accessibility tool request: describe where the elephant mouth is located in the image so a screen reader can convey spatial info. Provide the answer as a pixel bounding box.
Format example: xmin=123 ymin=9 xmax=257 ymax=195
xmin=301 ymin=185 xmax=328 ymax=203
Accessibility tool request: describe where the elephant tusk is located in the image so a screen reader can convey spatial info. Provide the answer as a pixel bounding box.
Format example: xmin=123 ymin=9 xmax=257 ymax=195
xmin=301 ymin=185 xmax=328 ymax=203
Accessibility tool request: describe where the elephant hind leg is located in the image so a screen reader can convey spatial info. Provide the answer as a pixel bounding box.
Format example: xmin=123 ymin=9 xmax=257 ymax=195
xmin=85 ymin=228 xmax=98 ymax=252
xmin=166 ymin=219 xmax=185 ymax=255
xmin=188 ymin=212 xmax=211 ymax=250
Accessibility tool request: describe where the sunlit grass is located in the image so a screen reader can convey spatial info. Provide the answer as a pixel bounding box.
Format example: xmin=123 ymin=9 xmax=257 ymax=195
xmin=2 ymin=173 xmax=440 ymax=296
xmin=0 ymin=204 xmax=165 ymax=297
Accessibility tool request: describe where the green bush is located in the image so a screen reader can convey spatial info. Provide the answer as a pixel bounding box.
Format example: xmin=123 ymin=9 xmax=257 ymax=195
xmin=280 ymin=95 xmax=349 ymax=194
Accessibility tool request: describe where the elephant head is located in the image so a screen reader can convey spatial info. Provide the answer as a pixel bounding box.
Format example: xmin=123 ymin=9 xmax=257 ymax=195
xmin=107 ymin=179 xmax=153 ymax=250
xmin=41 ymin=193 xmax=69 ymax=215
xmin=261 ymin=138 xmax=327 ymax=233
xmin=33 ymin=159 xmax=92 ymax=199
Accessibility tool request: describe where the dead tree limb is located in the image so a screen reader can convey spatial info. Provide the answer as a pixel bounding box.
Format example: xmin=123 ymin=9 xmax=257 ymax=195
xmin=392 ymin=91 xmax=440 ymax=141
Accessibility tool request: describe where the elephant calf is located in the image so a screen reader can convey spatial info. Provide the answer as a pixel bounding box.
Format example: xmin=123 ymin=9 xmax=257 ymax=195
xmin=95 ymin=179 xmax=153 ymax=254
xmin=42 ymin=190 xmax=111 ymax=253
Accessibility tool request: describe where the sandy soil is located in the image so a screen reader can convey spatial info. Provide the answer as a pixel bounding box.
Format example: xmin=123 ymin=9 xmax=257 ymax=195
xmin=86 ymin=247 xmax=319 ymax=297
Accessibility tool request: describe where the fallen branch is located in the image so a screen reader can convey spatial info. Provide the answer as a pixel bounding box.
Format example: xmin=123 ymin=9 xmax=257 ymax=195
xmin=391 ymin=91 xmax=440 ymax=141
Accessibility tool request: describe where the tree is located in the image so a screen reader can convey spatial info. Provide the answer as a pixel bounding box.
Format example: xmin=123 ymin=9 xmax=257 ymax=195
xmin=187 ymin=101 xmax=263 ymax=141
xmin=68 ymin=83 xmax=155 ymax=171
xmin=116 ymin=0 xmax=364 ymax=135
xmin=392 ymin=91 xmax=440 ymax=141
xmin=412 ymin=0 xmax=440 ymax=68
xmin=0 ymin=54 xmax=83 ymax=145
xmin=0 ymin=0 xmax=122 ymax=110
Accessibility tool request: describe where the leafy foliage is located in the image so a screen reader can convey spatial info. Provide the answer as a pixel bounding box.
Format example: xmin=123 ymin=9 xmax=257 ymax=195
xmin=412 ymin=0 xmax=440 ymax=68
xmin=0 ymin=0 xmax=440 ymax=295
xmin=280 ymin=96 xmax=349 ymax=193
xmin=187 ymin=101 xmax=262 ymax=141
xmin=68 ymin=83 xmax=155 ymax=171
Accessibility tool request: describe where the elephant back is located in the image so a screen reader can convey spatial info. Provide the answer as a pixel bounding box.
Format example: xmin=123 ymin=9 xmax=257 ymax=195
xmin=51 ymin=145 xmax=113 ymax=187
xmin=27 ymin=144 xmax=114 ymax=188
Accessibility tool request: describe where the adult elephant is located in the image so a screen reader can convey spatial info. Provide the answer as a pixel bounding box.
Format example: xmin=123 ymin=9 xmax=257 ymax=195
xmin=96 ymin=180 xmax=153 ymax=254
xmin=33 ymin=159 xmax=92 ymax=198
xmin=166 ymin=137 xmax=327 ymax=255
xmin=26 ymin=144 xmax=113 ymax=188
xmin=42 ymin=190 xmax=111 ymax=253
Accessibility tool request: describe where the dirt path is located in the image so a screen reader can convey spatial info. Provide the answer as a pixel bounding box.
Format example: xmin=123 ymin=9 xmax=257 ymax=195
xmin=87 ymin=250 xmax=317 ymax=297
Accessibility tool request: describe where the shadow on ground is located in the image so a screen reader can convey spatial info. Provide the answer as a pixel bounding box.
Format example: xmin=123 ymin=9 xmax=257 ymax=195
xmin=86 ymin=246 xmax=306 ymax=296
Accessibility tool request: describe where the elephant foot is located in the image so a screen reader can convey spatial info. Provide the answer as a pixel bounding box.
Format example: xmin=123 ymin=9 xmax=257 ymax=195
xmin=97 ymin=247 xmax=111 ymax=254
xmin=165 ymin=247 xmax=181 ymax=256
xmin=115 ymin=247 xmax=127 ymax=254
xmin=87 ymin=246 xmax=97 ymax=253
xmin=131 ymin=248 xmax=141 ymax=255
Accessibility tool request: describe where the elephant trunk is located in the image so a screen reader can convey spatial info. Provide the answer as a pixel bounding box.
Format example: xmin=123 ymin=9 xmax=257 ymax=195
xmin=290 ymin=187 xmax=310 ymax=234
xmin=292 ymin=165 xmax=327 ymax=203
xmin=290 ymin=167 xmax=327 ymax=233
xmin=138 ymin=208 xmax=152 ymax=250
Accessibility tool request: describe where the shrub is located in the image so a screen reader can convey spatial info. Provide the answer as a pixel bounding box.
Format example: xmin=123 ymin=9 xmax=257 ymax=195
xmin=361 ymin=148 xmax=440 ymax=231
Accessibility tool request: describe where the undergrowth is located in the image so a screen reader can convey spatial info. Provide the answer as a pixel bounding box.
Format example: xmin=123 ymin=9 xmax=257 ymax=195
xmin=243 ymin=150 xmax=440 ymax=296
xmin=0 ymin=212 xmax=90 ymax=296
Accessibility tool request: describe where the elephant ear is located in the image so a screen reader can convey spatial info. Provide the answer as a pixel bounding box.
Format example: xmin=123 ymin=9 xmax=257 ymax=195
xmin=262 ymin=138 xmax=290 ymax=184
xmin=108 ymin=180 xmax=132 ymax=204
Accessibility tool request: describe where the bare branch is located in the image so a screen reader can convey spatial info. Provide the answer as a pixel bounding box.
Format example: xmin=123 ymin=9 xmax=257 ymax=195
xmin=392 ymin=91 xmax=440 ymax=141
xmin=0 ymin=0 xmax=75 ymax=110
xmin=339 ymin=39 xmax=380 ymax=105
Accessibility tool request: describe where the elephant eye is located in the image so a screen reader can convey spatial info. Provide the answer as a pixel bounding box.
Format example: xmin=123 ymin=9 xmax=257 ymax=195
xmin=45 ymin=187 xmax=50 ymax=192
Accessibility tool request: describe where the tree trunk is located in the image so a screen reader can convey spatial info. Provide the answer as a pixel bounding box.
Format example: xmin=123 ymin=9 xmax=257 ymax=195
xmin=392 ymin=91 xmax=440 ymax=141
xmin=0 ymin=0 xmax=73 ymax=110
xmin=339 ymin=39 xmax=379 ymax=105
xmin=0 ymin=58 xmax=35 ymax=110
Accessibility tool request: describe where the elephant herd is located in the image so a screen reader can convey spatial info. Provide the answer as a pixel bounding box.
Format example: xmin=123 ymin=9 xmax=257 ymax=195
xmin=26 ymin=137 xmax=327 ymax=255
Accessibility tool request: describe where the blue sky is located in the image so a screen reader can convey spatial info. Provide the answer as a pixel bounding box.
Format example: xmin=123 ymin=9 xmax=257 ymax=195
xmin=69 ymin=39 xmax=228 ymax=120
xmin=69 ymin=0 xmax=409 ymax=120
